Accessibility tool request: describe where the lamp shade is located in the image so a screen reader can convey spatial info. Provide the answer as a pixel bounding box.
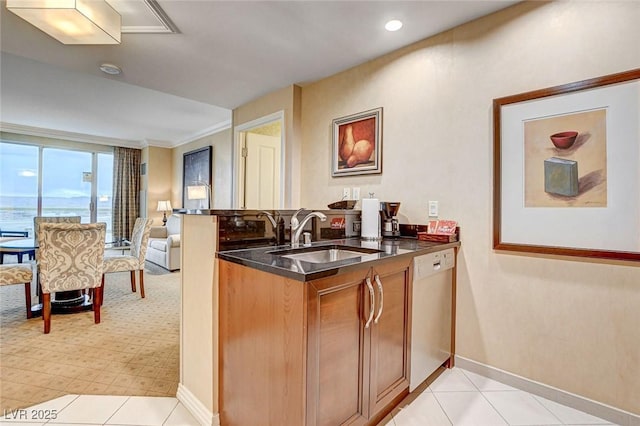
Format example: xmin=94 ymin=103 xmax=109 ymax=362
xmin=187 ymin=185 xmax=208 ymax=201
xmin=6 ymin=0 xmax=121 ymax=45
xmin=157 ymin=200 xmax=172 ymax=212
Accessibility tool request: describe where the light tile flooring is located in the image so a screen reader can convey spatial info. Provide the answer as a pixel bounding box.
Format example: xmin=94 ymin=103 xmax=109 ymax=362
xmin=0 ymin=395 xmax=197 ymax=426
xmin=387 ymin=368 xmax=615 ymax=426
xmin=0 ymin=367 xmax=614 ymax=425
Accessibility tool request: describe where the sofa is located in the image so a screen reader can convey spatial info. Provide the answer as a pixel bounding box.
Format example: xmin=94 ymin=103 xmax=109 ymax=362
xmin=145 ymin=214 xmax=181 ymax=271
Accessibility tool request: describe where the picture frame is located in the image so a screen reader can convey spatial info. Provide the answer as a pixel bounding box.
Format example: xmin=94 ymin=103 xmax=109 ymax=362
xmin=332 ymin=107 xmax=382 ymax=177
xmin=493 ymin=69 xmax=640 ymax=262
xmin=182 ymin=146 xmax=212 ymax=209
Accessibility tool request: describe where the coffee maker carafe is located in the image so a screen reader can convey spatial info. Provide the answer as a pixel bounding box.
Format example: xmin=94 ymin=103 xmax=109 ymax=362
xmin=379 ymin=201 xmax=401 ymax=238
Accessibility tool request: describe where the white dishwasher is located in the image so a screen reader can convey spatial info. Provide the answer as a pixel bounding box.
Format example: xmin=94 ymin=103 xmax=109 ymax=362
xmin=410 ymin=248 xmax=455 ymax=391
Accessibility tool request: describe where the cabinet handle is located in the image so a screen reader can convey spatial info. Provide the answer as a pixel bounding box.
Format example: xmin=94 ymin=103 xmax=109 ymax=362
xmin=364 ymin=277 xmax=375 ymax=328
xmin=374 ymin=274 xmax=384 ymax=324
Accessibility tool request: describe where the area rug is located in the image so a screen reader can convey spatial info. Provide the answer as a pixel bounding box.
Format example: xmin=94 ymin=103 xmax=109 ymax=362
xmin=0 ymin=261 xmax=181 ymax=412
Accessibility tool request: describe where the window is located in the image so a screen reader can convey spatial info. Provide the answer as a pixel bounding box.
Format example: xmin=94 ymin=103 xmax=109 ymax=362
xmin=0 ymin=141 xmax=114 ymax=240
xmin=0 ymin=143 xmax=38 ymax=233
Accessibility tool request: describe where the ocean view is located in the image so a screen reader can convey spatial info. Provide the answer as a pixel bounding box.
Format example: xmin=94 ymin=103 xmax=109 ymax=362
xmin=0 ymin=196 xmax=113 ymax=239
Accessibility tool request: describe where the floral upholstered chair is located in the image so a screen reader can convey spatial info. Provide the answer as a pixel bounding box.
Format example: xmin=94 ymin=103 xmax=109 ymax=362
xmin=103 ymin=218 xmax=153 ymax=299
xmin=0 ymin=264 xmax=33 ymax=318
xmin=37 ymin=222 xmax=106 ymax=334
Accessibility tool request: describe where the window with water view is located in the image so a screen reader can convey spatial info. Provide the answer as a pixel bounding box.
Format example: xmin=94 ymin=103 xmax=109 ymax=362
xmin=0 ymin=142 xmax=114 ymax=241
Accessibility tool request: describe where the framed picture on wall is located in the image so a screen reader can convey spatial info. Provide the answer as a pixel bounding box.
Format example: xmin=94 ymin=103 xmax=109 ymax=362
xmin=493 ymin=68 xmax=640 ymax=262
xmin=332 ymin=107 xmax=383 ymax=177
xmin=182 ymin=146 xmax=212 ymax=210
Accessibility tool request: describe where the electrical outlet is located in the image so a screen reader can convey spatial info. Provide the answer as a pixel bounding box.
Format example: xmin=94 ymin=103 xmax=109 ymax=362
xmin=428 ymin=200 xmax=439 ymax=217
xmin=343 ymin=187 xmax=351 ymax=199
xmin=352 ymin=187 xmax=360 ymax=200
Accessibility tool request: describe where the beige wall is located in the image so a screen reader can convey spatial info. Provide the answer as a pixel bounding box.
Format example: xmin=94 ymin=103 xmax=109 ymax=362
xmin=300 ymin=1 xmax=640 ymax=414
xmin=144 ymin=146 xmax=173 ymax=224
xmin=171 ymin=128 xmax=233 ymax=209
xmin=233 ymin=84 xmax=302 ymax=208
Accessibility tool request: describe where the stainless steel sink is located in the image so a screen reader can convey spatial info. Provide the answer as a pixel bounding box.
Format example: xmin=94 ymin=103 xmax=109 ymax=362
xmin=270 ymin=245 xmax=382 ymax=264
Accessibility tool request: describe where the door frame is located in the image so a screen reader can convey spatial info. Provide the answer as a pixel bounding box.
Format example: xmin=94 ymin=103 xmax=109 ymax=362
xmin=232 ymin=111 xmax=285 ymax=209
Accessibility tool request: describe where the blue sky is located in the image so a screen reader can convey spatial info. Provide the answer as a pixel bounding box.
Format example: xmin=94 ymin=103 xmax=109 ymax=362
xmin=0 ymin=142 xmax=113 ymax=198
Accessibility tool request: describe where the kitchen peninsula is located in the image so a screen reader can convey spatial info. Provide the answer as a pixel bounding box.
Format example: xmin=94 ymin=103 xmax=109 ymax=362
xmin=177 ymin=209 xmax=459 ymax=426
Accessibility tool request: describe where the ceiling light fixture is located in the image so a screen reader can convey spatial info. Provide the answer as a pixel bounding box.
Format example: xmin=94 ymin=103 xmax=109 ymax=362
xmin=99 ymin=63 xmax=122 ymax=75
xmin=6 ymin=0 xmax=121 ymax=45
xmin=385 ymin=19 xmax=403 ymax=32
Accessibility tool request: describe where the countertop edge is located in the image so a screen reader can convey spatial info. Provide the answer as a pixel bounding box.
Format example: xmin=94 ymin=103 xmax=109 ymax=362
xmin=217 ymin=238 xmax=460 ymax=282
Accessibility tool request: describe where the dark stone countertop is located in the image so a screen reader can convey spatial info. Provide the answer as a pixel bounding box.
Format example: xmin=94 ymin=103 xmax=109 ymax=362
xmin=217 ymin=237 xmax=460 ymax=281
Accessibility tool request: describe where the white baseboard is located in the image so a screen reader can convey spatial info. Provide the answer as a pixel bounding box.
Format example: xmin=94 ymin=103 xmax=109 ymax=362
xmin=455 ymin=356 xmax=640 ymax=426
xmin=176 ymin=383 xmax=219 ymax=426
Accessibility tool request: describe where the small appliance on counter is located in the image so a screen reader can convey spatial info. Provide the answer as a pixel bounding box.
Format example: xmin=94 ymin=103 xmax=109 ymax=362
xmin=380 ymin=201 xmax=401 ymax=238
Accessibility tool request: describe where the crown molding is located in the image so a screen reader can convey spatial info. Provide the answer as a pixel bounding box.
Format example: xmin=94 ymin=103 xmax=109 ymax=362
xmin=143 ymin=139 xmax=175 ymax=148
xmin=0 ymin=122 xmax=142 ymax=148
xmin=0 ymin=120 xmax=232 ymax=150
xmin=173 ymin=119 xmax=232 ymax=147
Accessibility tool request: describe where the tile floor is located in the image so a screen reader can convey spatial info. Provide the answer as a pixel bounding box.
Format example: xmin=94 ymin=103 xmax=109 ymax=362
xmin=0 ymin=367 xmax=615 ymax=425
xmin=387 ymin=368 xmax=615 ymax=426
xmin=0 ymin=395 xmax=197 ymax=426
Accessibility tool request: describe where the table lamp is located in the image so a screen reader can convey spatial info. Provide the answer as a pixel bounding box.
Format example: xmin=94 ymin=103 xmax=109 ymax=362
xmin=187 ymin=183 xmax=211 ymax=209
xmin=157 ymin=200 xmax=172 ymax=226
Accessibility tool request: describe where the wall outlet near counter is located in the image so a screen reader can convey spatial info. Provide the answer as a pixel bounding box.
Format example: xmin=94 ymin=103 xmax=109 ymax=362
xmin=343 ymin=187 xmax=351 ymax=199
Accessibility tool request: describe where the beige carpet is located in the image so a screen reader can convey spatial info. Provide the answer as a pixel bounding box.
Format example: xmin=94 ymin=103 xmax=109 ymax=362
xmin=0 ymin=258 xmax=180 ymax=412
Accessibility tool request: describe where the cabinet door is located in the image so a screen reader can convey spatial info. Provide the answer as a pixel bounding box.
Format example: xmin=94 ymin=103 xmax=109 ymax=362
xmin=368 ymin=259 xmax=411 ymax=417
xmin=307 ymin=268 xmax=372 ymax=426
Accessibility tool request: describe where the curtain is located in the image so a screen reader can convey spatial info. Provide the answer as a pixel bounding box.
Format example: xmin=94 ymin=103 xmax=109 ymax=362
xmin=112 ymin=147 xmax=141 ymax=242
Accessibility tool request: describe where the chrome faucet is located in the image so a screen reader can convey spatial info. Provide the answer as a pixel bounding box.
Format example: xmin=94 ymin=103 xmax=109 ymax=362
xmin=291 ymin=209 xmax=327 ymax=248
xmin=257 ymin=211 xmax=277 ymax=228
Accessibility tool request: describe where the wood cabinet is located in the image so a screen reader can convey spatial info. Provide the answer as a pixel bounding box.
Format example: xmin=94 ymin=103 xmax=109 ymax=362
xmin=219 ymin=257 xmax=411 ymax=426
xmin=306 ymin=258 xmax=411 ymax=426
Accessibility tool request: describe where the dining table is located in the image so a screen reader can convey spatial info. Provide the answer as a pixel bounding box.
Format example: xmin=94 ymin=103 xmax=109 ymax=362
xmin=0 ymin=237 xmax=36 ymax=264
xmin=0 ymin=238 xmax=94 ymax=316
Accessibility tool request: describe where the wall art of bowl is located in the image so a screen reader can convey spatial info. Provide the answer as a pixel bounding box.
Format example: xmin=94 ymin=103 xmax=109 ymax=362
xmin=550 ymin=131 xmax=578 ymax=149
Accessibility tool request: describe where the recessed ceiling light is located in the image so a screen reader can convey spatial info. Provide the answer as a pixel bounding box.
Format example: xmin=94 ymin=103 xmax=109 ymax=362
xmin=99 ymin=63 xmax=122 ymax=75
xmin=385 ymin=19 xmax=403 ymax=32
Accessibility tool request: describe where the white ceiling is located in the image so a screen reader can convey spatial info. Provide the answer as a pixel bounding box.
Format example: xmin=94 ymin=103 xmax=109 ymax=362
xmin=0 ymin=0 xmax=517 ymax=147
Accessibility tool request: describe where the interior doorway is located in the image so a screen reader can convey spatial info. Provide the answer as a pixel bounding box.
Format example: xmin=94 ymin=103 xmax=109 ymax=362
xmin=233 ymin=111 xmax=284 ymax=209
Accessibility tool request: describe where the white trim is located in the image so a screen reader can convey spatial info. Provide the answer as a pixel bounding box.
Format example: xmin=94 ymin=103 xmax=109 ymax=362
xmin=174 ymin=120 xmax=232 ymax=147
xmin=121 ymin=25 xmax=174 ymax=33
xmin=0 ymin=122 xmax=141 ymax=148
xmin=176 ymin=383 xmax=219 ymax=426
xmin=455 ymin=356 xmax=640 ymax=426
xmin=232 ymin=111 xmax=285 ymax=209
xmin=235 ymin=111 xmax=284 ymax=131
xmin=1 ymin=121 xmax=233 ymax=149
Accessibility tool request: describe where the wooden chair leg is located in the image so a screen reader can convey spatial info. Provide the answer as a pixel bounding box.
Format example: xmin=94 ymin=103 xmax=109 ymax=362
xmin=139 ymin=270 xmax=145 ymax=298
xmin=130 ymin=270 xmax=137 ymax=292
xmin=43 ymin=293 xmax=51 ymax=334
xmin=100 ymin=274 xmax=105 ymax=306
xmin=24 ymin=281 xmax=32 ymax=319
xmin=93 ymin=287 xmax=101 ymax=324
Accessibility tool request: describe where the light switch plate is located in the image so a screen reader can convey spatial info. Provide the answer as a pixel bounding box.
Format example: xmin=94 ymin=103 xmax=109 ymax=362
xmin=352 ymin=187 xmax=360 ymax=200
xmin=428 ymin=200 xmax=439 ymax=217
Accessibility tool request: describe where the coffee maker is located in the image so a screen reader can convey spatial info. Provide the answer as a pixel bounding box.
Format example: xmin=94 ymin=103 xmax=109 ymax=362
xmin=379 ymin=201 xmax=401 ymax=238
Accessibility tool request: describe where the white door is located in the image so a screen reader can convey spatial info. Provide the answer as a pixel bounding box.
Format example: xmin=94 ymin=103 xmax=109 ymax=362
xmin=244 ymin=132 xmax=281 ymax=209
